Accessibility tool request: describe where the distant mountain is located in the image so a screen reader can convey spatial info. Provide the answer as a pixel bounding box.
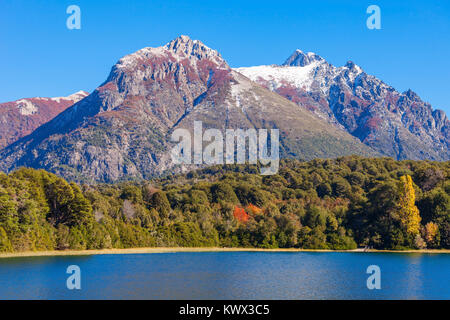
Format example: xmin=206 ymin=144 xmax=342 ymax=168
xmin=0 ymin=36 xmax=376 ymax=182
xmin=0 ymin=91 xmax=88 ymax=149
xmin=235 ymin=50 xmax=449 ymax=161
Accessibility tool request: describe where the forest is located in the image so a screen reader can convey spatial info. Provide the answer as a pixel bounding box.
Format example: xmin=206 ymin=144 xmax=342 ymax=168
xmin=0 ymin=156 xmax=448 ymax=252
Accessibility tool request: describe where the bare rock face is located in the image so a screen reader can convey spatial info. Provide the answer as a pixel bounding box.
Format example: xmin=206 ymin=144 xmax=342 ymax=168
xmin=0 ymin=91 xmax=88 ymax=149
xmin=236 ymin=52 xmax=449 ymax=161
xmin=0 ymin=36 xmax=377 ymax=182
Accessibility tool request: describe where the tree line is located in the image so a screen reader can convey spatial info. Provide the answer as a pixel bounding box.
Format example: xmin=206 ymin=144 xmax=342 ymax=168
xmin=0 ymin=156 xmax=448 ymax=252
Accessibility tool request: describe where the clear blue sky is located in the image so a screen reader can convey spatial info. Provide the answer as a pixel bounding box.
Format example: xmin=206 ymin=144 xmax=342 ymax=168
xmin=1 ymin=0 xmax=449 ymax=114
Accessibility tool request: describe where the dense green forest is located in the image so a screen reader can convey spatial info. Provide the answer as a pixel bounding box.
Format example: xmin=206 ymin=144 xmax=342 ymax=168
xmin=0 ymin=156 xmax=449 ymax=252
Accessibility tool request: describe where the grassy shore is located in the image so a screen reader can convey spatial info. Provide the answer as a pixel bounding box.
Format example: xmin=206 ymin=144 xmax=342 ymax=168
xmin=1 ymin=247 xmax=449 ymax=259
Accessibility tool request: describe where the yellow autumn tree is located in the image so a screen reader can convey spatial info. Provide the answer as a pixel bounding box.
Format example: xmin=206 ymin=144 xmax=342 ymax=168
xmin=424 ymin=222 xmax=439 ymax=244
xmin=396 ymin=175 xmax=421 ymax=235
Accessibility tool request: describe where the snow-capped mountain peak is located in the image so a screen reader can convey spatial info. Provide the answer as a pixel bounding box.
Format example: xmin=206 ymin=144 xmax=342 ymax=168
xmin=115 ymin=35 xmax=228 ymax=72
xmin=235 ymin=49 xmax=335 ymax=95
xmin=234 ymin=62 xmax=322 ymax=92
xmin=234 ymin=48 xmax=448 ymax=161
xmin=165 ymin=35 xmax=223 ymax=62
xmin=283 ymin=49 xmax=325 ymax=67
xmin=344 ymin=61 xmax=362 ymax=73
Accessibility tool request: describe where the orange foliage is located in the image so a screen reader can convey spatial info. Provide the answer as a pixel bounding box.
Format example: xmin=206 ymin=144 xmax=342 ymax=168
xmin=233 ymin=206 xmax=249 ymax=223
xmin=246 ymin=204 xmax=263 ymax=215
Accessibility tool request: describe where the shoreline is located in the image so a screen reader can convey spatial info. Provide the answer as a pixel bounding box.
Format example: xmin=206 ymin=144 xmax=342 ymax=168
xmin=1 ymin=247 xmax=450 ymax=259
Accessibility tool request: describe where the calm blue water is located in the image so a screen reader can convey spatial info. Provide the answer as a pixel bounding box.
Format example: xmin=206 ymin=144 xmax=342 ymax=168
xmin=0 ymin=252 xmax=448 ymax=299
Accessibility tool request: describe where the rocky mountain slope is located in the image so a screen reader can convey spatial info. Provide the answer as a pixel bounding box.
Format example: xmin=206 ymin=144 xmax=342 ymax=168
xmin=0 ymin=36 xmax=376 ymax=183
xmin=235 ymin=50 xmax=449 ymax=161
xmin=0 ymin=91 xmax=88 ymax=149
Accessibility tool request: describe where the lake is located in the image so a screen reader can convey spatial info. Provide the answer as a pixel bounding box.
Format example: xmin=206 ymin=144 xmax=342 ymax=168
xmin=0 ymin=252 xmax=448 ymax=299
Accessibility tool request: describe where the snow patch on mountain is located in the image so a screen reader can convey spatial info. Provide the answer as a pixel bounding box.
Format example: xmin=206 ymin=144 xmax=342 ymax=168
xmin=13 ymin=91 xmax=88 ymax=116
xmin=228 ymin=71 xmax=255 ymax=109
xmin=50 ymin=90 xmax=89 ymax=103
xmin=16 ymin=99 xmax=38 ymax=115
xmin=235 ymin=62 xmax=324 ymax=92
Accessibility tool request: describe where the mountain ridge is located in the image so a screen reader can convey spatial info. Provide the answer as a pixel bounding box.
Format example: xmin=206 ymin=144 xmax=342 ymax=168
xmin=0 ymin=36 xmax=378 ymax=182
xmin=0 ymin=91 xmax=88 ymax=149
xmin=235 ymin=49 xmax=449 ymax=161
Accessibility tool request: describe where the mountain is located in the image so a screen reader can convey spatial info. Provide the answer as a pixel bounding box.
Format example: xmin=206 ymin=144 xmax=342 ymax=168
xmin=235 ymin=50 xmax=449 ymax=161
xmin=0 ymin=91 xmax=88 ymax=149
xmin=0 ymin=36 xmax=376 ymax=183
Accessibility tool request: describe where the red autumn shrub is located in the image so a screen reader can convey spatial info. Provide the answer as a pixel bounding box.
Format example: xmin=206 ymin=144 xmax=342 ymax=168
xmin=233 ymin=206 xmax=249 ymax=223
